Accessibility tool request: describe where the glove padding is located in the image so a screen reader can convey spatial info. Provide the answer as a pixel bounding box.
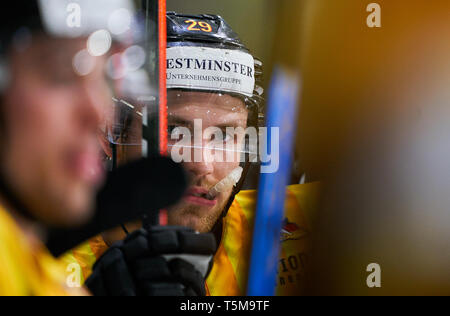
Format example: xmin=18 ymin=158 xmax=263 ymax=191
xmin=85 ymin=227 xmax=216 ymax=296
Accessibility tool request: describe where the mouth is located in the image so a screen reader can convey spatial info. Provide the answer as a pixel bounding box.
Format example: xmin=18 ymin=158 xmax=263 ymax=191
xmin=67 ymin=147 xmax=105 ymax=186
xmin=184 ymin=187 xmax=218 ymax=207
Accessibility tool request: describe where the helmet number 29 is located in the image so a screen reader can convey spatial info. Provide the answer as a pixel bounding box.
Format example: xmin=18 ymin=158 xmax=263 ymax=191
xmin=185 ymin=20 xmax=213 ymax=33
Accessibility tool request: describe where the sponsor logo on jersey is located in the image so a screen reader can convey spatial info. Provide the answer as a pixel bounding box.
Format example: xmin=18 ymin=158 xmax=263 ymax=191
xmin=280 ymin=218 xmax=308 ymax=242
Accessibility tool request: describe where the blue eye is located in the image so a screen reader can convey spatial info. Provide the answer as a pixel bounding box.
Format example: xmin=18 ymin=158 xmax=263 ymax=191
xmin=223 ymin=133 xmax=233 ymax=142
xmin=168 ymin=125 xmax=190 ymax=141
xmin=168 ymin=125 xmax=177 ymax=134
xmin=210 ymin=130 xmax=234 ymax=143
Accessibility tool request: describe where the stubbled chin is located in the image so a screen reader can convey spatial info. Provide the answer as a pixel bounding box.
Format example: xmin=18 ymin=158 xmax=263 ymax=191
xmin=168 ymin=194 xmax=230 ymax=232
xmin=168 ymin=210 xmax=210 ymax=233
xmin=170 ymin=213 xmax=199 ymax=230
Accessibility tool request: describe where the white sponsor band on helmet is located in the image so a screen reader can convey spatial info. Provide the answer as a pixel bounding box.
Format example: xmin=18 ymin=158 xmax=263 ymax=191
xmin=166 ymin=46 xmax=256 ymax=98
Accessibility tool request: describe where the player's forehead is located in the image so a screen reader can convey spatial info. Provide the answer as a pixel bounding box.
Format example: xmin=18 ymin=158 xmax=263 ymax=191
xmin=15 ymin=36 xmax=84 ymax=59
xmin=167 ymin=90 xmax=247 ymax=112
xmin=167 ymin=91 xmax=248 ymax=126
xmin=12 ymin=36 xmax=90 ymax=72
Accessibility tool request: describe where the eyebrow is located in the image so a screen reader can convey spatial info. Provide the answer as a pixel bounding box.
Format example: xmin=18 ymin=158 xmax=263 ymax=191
xmin=33 ymin=47 xmax=75 ymax=73
xmin=168 ymin=116 xmax=193 ymax=127
xmin=215 ymin=122 xmax=245 ymax=129
xmin=35 ymin=40 xmax=72 ymax=61
xmin=168 ymin=115 xmax=246 ymax=128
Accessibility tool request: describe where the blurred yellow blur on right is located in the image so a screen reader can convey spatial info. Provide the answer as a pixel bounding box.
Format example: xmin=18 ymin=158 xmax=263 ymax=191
xmin=281 ymin=0 xmax=450 ymax=295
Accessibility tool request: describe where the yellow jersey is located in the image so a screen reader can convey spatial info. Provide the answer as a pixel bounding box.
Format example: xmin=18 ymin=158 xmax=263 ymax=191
xmin=62 ymin=183 xmax=320 ymax=296
xmin=0 ymin=205 xmax=86 ymax=296
xmin=206 ymin=182 xmax=319 ymax=296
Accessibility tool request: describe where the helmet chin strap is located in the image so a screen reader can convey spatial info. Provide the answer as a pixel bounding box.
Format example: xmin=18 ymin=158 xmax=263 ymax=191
xmin=109 ymin=142 xmax=131 ymax=236
xmin=209 ymin=105 xmax=259 ymax=250
xmin=220 ymin=160 xmax=252 ymax=220
xmin=221 ymin=102 xmax=259 ymax=218
xmin=209 ymin=160 xmax=251 ymax=253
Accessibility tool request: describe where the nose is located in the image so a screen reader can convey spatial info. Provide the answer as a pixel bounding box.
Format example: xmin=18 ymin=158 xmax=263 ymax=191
xmin=183 ymin=139 xmax=214 ymax=178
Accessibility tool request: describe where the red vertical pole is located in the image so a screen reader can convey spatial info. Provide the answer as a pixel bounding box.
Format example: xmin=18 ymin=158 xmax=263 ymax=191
xmin=158 ymin=0 xmax=168 ymax=226
xmin=158 ymin=0 xmax=167 ymax=157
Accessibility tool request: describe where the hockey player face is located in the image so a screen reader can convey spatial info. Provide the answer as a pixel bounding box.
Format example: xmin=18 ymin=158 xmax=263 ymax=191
xmin=1 ymin=37 xmax=111 ymax=227
xmin=167 ymin=91 xmax=248 ymax=233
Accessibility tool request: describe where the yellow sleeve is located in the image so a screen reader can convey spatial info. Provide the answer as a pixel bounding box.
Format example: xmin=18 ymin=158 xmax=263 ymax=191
xmin=59 ymin=235 xmax=108 ymax=287
xmin=0 ymin=211 xmax=33 ymax=295
xmin=0 ymin=207 xmax=86 ymax=296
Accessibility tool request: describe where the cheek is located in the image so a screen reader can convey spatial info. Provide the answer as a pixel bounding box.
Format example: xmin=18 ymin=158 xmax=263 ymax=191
xmin=212 ymin=161 xmax=241 ymax=182
xmin=7 ymin=84 xmax=74 ymax=155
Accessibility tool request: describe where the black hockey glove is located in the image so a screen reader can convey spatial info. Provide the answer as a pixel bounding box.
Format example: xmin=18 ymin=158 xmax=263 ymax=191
xmin=85 ymin=226 xmax=216 ymax=296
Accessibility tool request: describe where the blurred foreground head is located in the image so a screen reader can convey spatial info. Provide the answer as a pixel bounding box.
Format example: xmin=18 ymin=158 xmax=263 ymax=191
xmin=293 ymin=0 xmax=450 ymax=295
xmin=0 ymin=0 xmax=136 ymax=228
